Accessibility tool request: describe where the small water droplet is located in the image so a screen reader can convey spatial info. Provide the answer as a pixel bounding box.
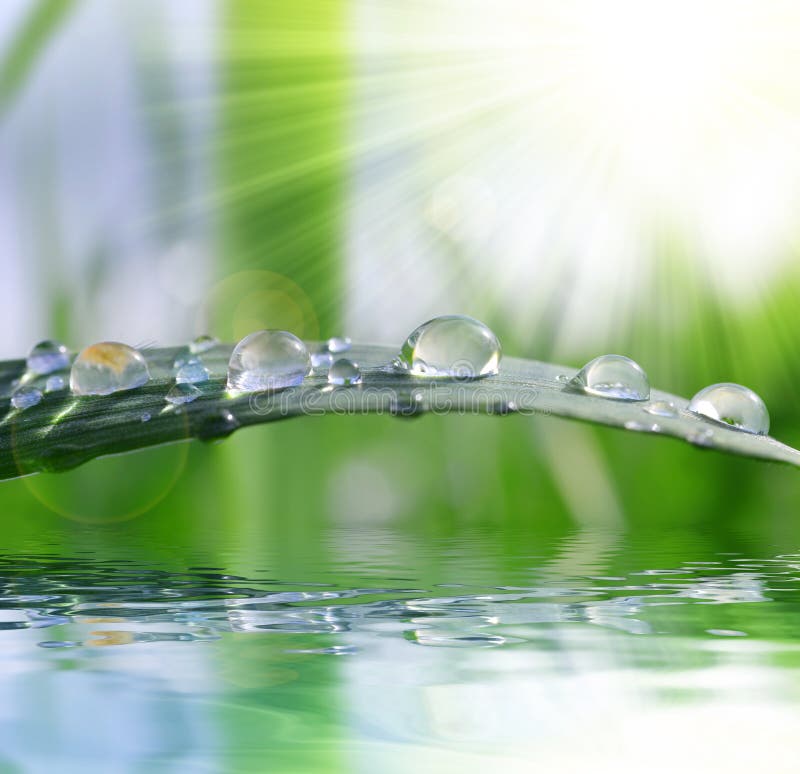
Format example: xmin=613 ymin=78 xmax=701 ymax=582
xmin=70 ymin=342 xmax=150 ymax=396
xmin=688 ymin=382 xmax=769 ymax=435
xmin=570 ymin=354 xmax=649 ymax=401
xmin=175 ymin=359 xmax=209 ymax=384
xmin=198 ymin=409 xmax=239 ymax=441
xmin=11 ymin=386 xmax=42 ymax=410
xmin=556 ymin=374 xmax=570 ymax=383
xmin=624 ymin=420 xmax=661 ymax=433
xmin=227 ymin=330 xmax=311 ymax=392
xmin=645 ymin=400 xmax=678 ymax=418
xmin=27 ymin=340 xmax=70 ymax=375
xmin=311 ymin=352 xmax=333 ymax=369
xmin=166 ymin=383 xmax=201 ymax=405
xmin=326 ymin=336 xmax=351 ymax=354
xmin=395 ymin=315 xmax=501 ymax=378
xmin=390 ymin=391 xmax=425 ymax=417
xmin=688 ymin=428 xmax=715 ymax=447
xmin=327 ymin=358 xmax=362 ymax=386
xmin=45 ymin=375 xmax=66 ymax=392
xmin=141 ymin=412 xmax=151 ymax=423
xmin=189 ymin=334 xmax=218 ymax=354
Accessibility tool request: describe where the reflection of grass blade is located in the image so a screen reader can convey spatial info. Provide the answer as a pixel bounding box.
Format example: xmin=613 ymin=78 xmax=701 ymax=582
xmin=0 ymin=0 xmax=76 ymax=118
xmin=1 ymin=342 xmax=798 ymax=481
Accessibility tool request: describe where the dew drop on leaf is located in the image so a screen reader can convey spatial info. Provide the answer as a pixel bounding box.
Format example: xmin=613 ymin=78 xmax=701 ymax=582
xmin=394 ymin=315 xmax=501 ymax=378
xmin=27 ymin=340 xmax=70 ymax=375
xmin=70 ymin=342 xmax=150 ymax=396
xmin=688 ymin=383 xmax=769 ymax=435
xmin=326 ymin=336 xmax=352 ymax=354
xmin=175 ymin=359 xmax=209 ymax=384
xmin=227 ymin=330 xmax=311 ymax=392
xmin=45 ymin=375 xmax=66 ymax=393
xmin=11 ymin=386 xmax=42 ymax=410
xmin=645 ymin=400 xmax=678 ymax=418
xmin=328 ymin=358 xmax=362 ymax=386
xmin=166 ymin=383 xmax=201 ymax=405
xmin=189 ymin=334 xmax=219 ymax=355
xmin=570 ymin=354 xmax=649 ymax=401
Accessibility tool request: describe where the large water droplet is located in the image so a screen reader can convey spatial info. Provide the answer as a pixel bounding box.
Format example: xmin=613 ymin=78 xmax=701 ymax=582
xmin=227 ymin=330 xmax=311 ymax=392
xmin=166 ymin=383 xmax=201 ymax=405
xmin=328 ymin=358 xmax=362 ymax=386
xmin=395 ymin=315 xmax=501 ymax=378
xmin=27 ymin=340 xmax=70 ymax=375
xmin=70 ymin=342 xmax=150 ymax=396
xmin=189 ymin=334 xmax=218 ymax=354
xmin=570 ymin=354 xmax=649 ymax=401
xmin=11 ymin=386 xmax=42 ymax=410
xmin=175 ymin=359 xmax=209 ymax=384
xmin=327 ymin=336 xmax=351 ymax=354
xmin=688 ymin=383 xmax=769 ymax=435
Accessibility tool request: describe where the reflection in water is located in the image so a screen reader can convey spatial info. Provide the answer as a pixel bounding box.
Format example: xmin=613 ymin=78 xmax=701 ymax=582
xmin=0 ymin=544 xmax=785 ymax=648
xmin=1 ymin=529 xmax=800 ymax=771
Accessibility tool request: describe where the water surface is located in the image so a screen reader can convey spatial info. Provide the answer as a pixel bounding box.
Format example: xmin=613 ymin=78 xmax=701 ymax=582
xmin=2 ymin=523 xmax=800 ymax=772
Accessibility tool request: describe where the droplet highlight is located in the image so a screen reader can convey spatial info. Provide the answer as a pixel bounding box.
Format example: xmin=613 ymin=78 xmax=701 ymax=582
xmin=395 ymin=315 xmax=501 ymax=378
xmin=11 ymin=386 xmax=42 ymax=410
xmin=166 ymin=383 xmax=201 ymax=405
xmin=570 ymin=354 xmax=649 ymax=401
xmin=688 ymin=383 xmax=769 ymax=435
xmin=27 ymin=340 xmax=70 ymax=375
xmin=227 ymin=330 xmax=311 ymax=392
xmin=328 ymin=358 xmax=362 ymax=386
xmin=70 ymin=342 xmax=150 ymax=396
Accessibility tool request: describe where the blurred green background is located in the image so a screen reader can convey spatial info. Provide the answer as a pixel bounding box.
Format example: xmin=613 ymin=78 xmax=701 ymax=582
xmin=1 ymin=0 xmax=798 ymax=552
xmin=2 ymin=1 xmax=800 ymax=770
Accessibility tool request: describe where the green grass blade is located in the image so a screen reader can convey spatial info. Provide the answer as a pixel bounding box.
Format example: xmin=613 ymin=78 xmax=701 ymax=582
xmin=1 ymin=342 xmax=798 ymax=481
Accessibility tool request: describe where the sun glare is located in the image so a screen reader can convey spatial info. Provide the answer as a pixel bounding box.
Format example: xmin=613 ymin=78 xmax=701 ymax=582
xmin=350 ymin=1 xmax=800 ymax=346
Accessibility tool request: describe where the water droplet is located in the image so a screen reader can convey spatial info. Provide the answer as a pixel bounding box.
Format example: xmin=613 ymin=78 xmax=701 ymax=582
xmin=70 ymin=342 xmax=150 ymax=396
xmin=141 ymin=412 xmax=151 ymax=423
xmin=175 ymin=359 xmax=209 ymax=384
xmin=570 ymin=354 xmax=649 ymax=401
xmin=27 ymin=340 xmax=70 ymax=375
xmin=390 ymin=391 xmax=425 ymax=417
xmin=166 ymin=383 xmax=201 ymax=405
xmin=11 ymin=386 xmax=42 ymax=410
xmin=688 ymin=428 xmax=715 ymax=447
xmin=624 ymin=420 xmax=661 ymax=433
xmin=311 ymin=351 xmax=333 ymax=369
xmin=198 ymin=409 xmax=239 ymax=442
xmin=489 ymin=399 xmax=517 ymax=415
xmin=688 ymin=383 xmax=769 ymax=435
xmin=556 ymin=374 xmax=570 ymax=383
xmin=326 ymin=336 xmax=351 ymax=354
xmin=227 ymin=330 xmax=311 ymax=392
xmin=645 ymin=400 xmax=678 ymax=418
xmin=45 ymin=375 xmax=66 ymax=393
xmin=395 ymin=315 xmax=501 ymax=378
xmin=189 ymin=334 xmax=218 ymax=354
xmin=327 ymin=358 xmax=362 ymax=386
